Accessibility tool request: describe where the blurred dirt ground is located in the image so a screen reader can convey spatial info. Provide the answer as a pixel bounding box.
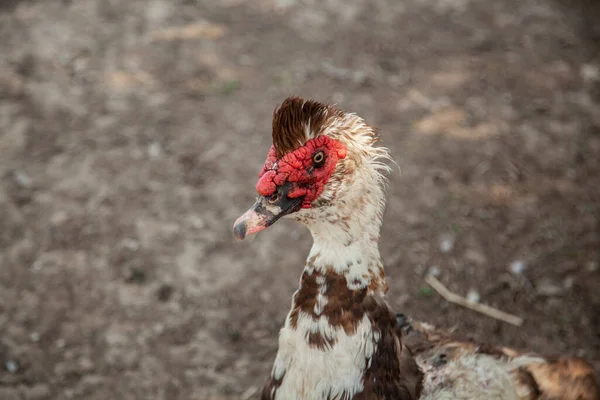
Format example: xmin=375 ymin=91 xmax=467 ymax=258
xmin=0 ymin=0 xmax=599 ymax=399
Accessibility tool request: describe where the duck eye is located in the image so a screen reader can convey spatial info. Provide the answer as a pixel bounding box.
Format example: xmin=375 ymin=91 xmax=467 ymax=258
xmin=312 ymin=151 xmax=325 ymax=167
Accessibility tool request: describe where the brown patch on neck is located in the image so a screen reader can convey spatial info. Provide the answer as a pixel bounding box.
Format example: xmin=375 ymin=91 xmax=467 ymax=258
xmin=272 ymin=97 xmax=338 ymax=158
xmin=289 ymin=268 xmax=368 ymax=335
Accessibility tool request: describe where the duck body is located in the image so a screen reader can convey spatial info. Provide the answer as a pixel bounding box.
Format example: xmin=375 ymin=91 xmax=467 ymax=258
xmin=233 ymin=97 xmax=599 ymax=400
xmin=262 ymin=270 xmax=422 ymax=400
xmin=403 ymin=318 xmax=599 ymax=400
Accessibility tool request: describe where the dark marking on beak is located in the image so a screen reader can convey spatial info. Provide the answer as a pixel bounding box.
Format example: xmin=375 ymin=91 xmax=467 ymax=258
xmin=233 ymin=183 xmax=305 ymax=240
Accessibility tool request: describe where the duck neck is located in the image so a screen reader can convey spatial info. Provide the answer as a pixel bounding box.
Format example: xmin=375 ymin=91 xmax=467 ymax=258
xmin=303 ymin=170 xmax=388 ymax=295
xmin=262 ymin=171 xmax=395 ymax=400
xmin=283 ymin=169 xmax=389 ymax=338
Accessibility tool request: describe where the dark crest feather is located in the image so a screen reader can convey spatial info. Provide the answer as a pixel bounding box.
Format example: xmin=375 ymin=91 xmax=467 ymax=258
xmin=272 ymin=97 xmax=335 ymax=158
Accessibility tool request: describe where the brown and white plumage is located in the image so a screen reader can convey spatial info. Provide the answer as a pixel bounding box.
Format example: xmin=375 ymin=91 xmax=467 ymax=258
xmin=233 ymin=97 xmax=599 ymax=400
xmin=399 ymin=316 xmax=599 ymax=399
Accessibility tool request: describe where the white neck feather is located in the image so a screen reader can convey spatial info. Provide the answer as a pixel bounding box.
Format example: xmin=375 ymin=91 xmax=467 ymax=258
xmin=266 ymin=161 xmax=389 ymax=400
xmin=304 ymin=161 xmax=387 ymax=291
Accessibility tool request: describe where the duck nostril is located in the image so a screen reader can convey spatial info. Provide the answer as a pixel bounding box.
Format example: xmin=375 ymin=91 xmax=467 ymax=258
xmin=267 ymin=192 xmax=280 ymax=204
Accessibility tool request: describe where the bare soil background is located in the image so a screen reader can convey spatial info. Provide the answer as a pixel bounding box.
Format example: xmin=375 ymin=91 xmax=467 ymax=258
xmin=0 ymin=0 xmax=599 ymax=399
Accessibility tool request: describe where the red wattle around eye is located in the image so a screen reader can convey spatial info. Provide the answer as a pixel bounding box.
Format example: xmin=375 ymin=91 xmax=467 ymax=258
xmin=255 ymin=137 xmax=347 ymax=204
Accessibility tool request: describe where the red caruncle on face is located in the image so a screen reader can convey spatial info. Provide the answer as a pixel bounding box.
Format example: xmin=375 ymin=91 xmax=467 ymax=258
xmin=255 ymin=136 xmax=347 ymax=208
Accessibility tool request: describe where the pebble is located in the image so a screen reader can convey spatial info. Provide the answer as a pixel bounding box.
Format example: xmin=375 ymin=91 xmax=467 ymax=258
xmin=536 ymin=278 xmax=563 ymax=297
xmin=581 ymin=64 xmax=600 ymax=82
xmin=78 ymin=357 xmax=94 ymax=372
xmin=50 ymin=210 xmax=69 ymax=226
xmin=81 ymin=374 xmax=105 ymax=386
xmin=439 ymin=234 xmax=455 ymax=253
xmin=509 ymin=260 xmax=526 ymax=275
xmin=4 ymin=360 xmax=19 ymax=374
xmin=152 ymin=323 xmax=165 ymax=335
xmin=121 ymin=238 xmax=140 ymax=251
xmin=466 ymin=289 xmax=480 ymax=303
xmin=563 ymin=276 xmax=575 ymax=290
xmin=148 ymin=142 xmax=163 ymax=159
xmin=30 ymin=332 xmax=40 ymax=342
xmin=13 ymin=170 xmax=33 ymax=188
xmin=427 ymin=265 xmax=441 ymax=277
xmin=30 ymin=260 xmax=43 ymax=272
xmin=464 ymin=249 xmax=487 ymax=265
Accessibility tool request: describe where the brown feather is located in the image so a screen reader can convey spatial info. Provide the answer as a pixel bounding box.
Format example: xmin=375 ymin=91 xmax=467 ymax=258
xmin=524 ymin=357 xmax=600 ymax=400
xmin=261 ymin=371 xmax=285 ymax=400
xmin=289 ymin=265 xmax=369 ymax=335
xmin=272 ymin=97 xmax=340 ymax=158
xmin=354 ymin=296 xmax=423 ymax=400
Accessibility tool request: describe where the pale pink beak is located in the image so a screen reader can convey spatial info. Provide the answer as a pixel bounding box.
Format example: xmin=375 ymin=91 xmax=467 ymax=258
xmin=233 ymin=203 xmax=269 ymax=240
xmin=233 ymin=184 xmax=304 ymax=240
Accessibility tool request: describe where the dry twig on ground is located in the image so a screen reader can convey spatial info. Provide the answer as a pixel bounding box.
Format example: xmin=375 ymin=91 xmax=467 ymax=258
xmin=425 ymin=275 xmax=524 ymax=327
